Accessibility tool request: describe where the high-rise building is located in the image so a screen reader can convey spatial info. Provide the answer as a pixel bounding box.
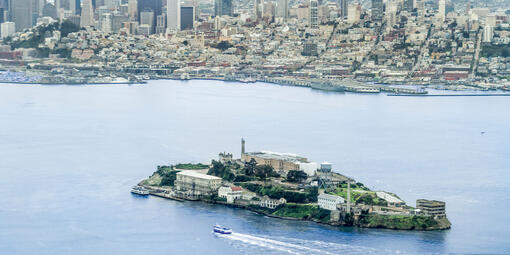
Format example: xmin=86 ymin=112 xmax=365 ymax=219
xmin=43 ymin=2 xmax=58 ymax=19
xmin=1 ymin=21 xmax=15 ymax=38
xmin=215 ymin=0 xmax=232 ymax=17
xmin=254 ymin=0 xmax=264 ymax=20
xmin=309 ymin=0 xmax=318 ymax=28
xmin=9 ymin=0 xmax=33 ymax=31
xmin=347 ymin=3 xmax=361 ymax=23
xmin=386 ymin=0 xmax=398 ymax=28
xmin=155 ymin=14 xmax=166 ymax=33
xmin=167 ymin=0 xmax=180 ymax=31
xmin=339 ymin=0 xmax=348 ymax=18
xmin=81 ymin=0 xmax=95 ymax=27
xmin=437 ymin=0 xmax=445 ymax=23
xmin=404 ymin=0 xmax=413 ymax=12
xmin=483 ymin=25 xmax=493 ymax=43
xmin=180 ymin=6 xmax=194 ymax=30
xmin=276 ymin=0 xmax=288 ymax=21
xmin=140 ymin=10 xmax=154 ymax=33
xmin=128 ymin=0 xmax=137 ymax=20
xmin=371 ymin=0 xmax=383 ymax=21
xmin=137 ymin=0 xmax=162 ymax=23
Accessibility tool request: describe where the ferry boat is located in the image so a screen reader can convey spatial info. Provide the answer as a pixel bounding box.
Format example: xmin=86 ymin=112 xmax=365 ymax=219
xmin=213 ymin=225 xmax=232 ymax=234
xmin=131 ymin=186 xmax=149 ymax=196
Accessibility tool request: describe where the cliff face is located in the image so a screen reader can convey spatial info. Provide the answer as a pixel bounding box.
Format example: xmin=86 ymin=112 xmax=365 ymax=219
xmin=357 ymin=214 xmax=451 ymax=230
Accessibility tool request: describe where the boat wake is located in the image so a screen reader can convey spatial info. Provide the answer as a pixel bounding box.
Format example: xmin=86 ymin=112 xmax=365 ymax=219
xmin=217 ymin=232 xmax=400 ymax=255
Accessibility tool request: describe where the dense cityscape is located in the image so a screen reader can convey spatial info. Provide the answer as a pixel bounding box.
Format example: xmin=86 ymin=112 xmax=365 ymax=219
xmin=1 ymin=0 xmax=510 ymax=90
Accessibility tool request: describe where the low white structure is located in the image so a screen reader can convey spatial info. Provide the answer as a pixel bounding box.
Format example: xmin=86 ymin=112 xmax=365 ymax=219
xmin=175 ymin=171 xmax=222 ymax=196
xmin=298 ymin=162 xmax=318 ymax=176
xmin=218 ymin=186 xmax=243 ymax=203
xmin=260 ymin=196 xmax=286 ymax=209
xmin=318 ymin=193 xmax=345 ymax=211
xmin=376 ymin=191 xmax=405 ymax=207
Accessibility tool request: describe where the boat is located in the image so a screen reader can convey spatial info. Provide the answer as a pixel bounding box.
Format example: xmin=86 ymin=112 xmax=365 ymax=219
xmin=131 ymin=186 xmax=149 ymax=196
xmin=213 ymin=225 xmax=232 ymax=234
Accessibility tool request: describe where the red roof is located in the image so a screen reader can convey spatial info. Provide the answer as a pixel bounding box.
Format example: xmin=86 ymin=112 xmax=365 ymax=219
xmin=231 ymin=187 xmax=242 ymax=191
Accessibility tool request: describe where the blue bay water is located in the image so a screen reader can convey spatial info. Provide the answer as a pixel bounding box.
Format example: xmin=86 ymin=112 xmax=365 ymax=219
xmin=0 ymin=80 xmax=509 ymax=254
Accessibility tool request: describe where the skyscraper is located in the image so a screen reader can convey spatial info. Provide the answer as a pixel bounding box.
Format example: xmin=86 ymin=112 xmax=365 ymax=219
xmin=81 ymin=0 xmax=95 ymax=27
xmin=215 ymin=0 xmax=233 ymax=17
xmin=437 ymin=0 xmax=445 ymax=23
xmin=276 ymin=0 xmax=288 ymax=21
xmin=371 ymin=0 xmax=383 ymax=21
xmin=254 ymin=0 xmax=264 ymax=20
xmin=340 ymin=0 xmax=348 ymax=18
xmin=9 ymin=0 xmax=32 ymax=31
xmin=167 ymin=0 xmax=180 ymax=31
xmin=128 ymin=0 xmax=138 ymax=21
xmin=309 ymin=0 xmax=318 ymax=28
xmin=137 ymin=0 xmax=162 ymax=31
xmin=404 ymin=0 xmax=413 ymax=12
xmin=180 ymin=6 xmax=194 ymax=30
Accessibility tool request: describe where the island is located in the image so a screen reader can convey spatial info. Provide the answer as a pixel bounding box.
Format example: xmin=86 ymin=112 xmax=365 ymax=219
xmin=138 ymin=139 xmax=451 ymax=231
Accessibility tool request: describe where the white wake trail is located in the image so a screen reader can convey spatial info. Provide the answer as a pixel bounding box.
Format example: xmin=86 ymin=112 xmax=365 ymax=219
xmin=231 ymin=233 xmax=336 ymax=255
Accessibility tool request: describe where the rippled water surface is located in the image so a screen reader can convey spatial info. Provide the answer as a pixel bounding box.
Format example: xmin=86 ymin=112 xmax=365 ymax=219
xmin=0 ymin=80 xmax=509 ymax=254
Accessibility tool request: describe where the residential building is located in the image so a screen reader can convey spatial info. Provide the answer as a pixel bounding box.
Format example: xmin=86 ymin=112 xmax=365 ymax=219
xmin=175 ymin=171 xmax=222 ymax=196
xmin=218 ymin=186 xmax=243 ymax=203
xmin=416 ymin=199 xmax=446 ymax=218
xmin=259 ymin=195 xmax=286 ymax=209
xmin=309 ymin=0 xmax=318 ymax=28
xmin=318 ymin=193 xmax=345 ymax=210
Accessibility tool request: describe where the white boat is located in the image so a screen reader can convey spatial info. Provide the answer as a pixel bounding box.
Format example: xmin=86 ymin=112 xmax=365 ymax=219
xmin=131 ymin=186 xmax=149 ymax=196
xmin=213 ymin=225 xmax=232 ymax=234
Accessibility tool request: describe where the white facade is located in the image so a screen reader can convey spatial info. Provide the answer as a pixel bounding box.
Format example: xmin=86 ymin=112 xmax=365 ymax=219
xmin=376 ymin=191 xmax=405 ymax=207
xmin=218 ymin=186 xmax=243 ymax=203
xmin=175 ymin=171 xmax=222 ymax=196
xmin=80 ymin=0 xmax=95 ymax=27
xmin=437 ymin=0 xmax=446 ymax=23
xmin=260 ymin=196 xmax=286 ymax=209
xmin=298 ymin=162 xmax=318 ymax=176
xmin=167 ymin=0 xmax=181 ymax=32
xmin=276 ymin=0 xmax=288 ymax=21
xmin=318 ymin=193 xmax=345 ymax=211
xmin=1 ymin=22 xmax=16 ymax=39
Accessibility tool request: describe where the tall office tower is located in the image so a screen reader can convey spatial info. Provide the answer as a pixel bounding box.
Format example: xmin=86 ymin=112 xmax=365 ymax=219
xmin=404 ymin=0 xmax=413 ymax=11
xmin=137 ymin=0 xmax=162 ymax=21
xmin=1 ymin=21 xmax=15 ymax=38
xmin=340 ymin=0 xmax=348 ymax=18
xmin=155 ymin=14 xmax=166 ymax=33
xmin=483 ymin=25 xmax=493 ymax=43
xmin=416 ymin=0 xmax=424 ymax=20
xmin=140 ymin=10 xmax=154 ymax=33
xmin=386 ymin=0 xmax=398 ymax=28
xmin=276 ymin=0 xmax=288 ymax=21
xmin=81 ymin=0 xmax=95 ymax=27
xmin=101 ymin=13 xmax=112 ymax=32
xmin=254 ymin=0 xmax=263 ymax=20
xmin=128 ymin=0 xmax=137 ymax=20
xmin=347 ymin=3 xmax=360 ymax=23
xmin=105 ymin=0 xmax=119 ymax=9
xmin=166 ymin=0 xmax=180 ymax=31
xmin=137 ymin=0 xmax=161 ymax=29
xmin=215 ymin=0 xmax=232 ymax=16
xmin=437 ymin=0 xmax=445 ymax=23
xmin=9 ymin=0 xmax=33 ymax=31
xmin=43 ymin=2 xmax=59 ymax=19
xmin=309 ymin=0 xmax=318 ymax=28
xmin=180 ymin=6 xmax=194 ymax=30
xmin=371 ymin=0 xmax=383 ymax=21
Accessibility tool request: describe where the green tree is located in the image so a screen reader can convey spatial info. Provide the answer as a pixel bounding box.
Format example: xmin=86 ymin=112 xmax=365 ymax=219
xmin=255 ymin=164 xmax=274 ymax=182
xmin=244 ymin=158 xmax=257 ymax=176
xmin=286 ymin=170 xmax=308 ymax=183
